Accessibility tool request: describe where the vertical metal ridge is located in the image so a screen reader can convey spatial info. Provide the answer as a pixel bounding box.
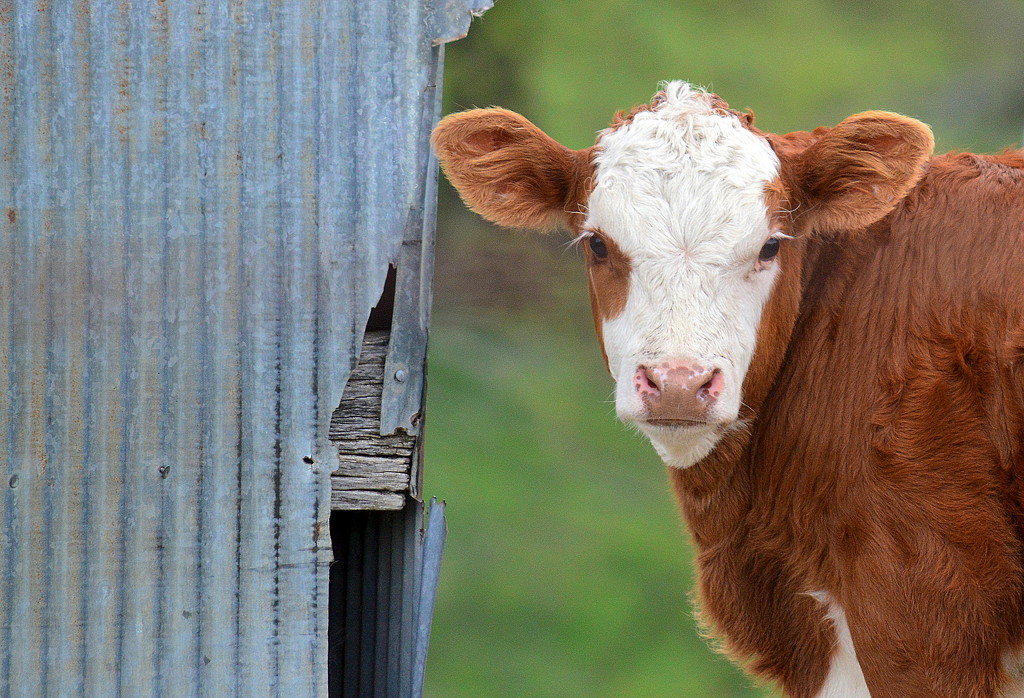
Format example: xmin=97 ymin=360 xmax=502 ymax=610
xmin=228 ymin=2 xmax=246 ymax=690
xmin=38 ymin=8 xmax=58 ymax=691
xmin=359 ymin=515 xmax=379 ymax=696
xmin=48 ymin=4 xmax=90 ymax=693
xmin=119 ymin=1 xmax=165 ymax=690
xmin=195 ymin=0 xmax=244 ymax=694
xmin=170 ymin=0 xmax=206 ymax=689
xmin=87 ymin=4 xmax=130 ymax=690
xmin=400 ymin=502 xmax=421 ymax=698
xmin=270 ymin=5 xmax=286 ymax=692
xmin=9 ymin=0 xmax=49 ymax=690
xmin=308 ymin=1 xmax=325 ymax=682
xmin=386 ymin=511 xmax=405 ymax=696
xmin=342 ymin=513 xmax=364 ymax=696
xmin=75 ymin=1 xmax=99 ymax=686
xmin=276 ymin=0 xmax=321 ymax=691
xmin=236 ymin=0 xmax=280 ymax=691
xmin=165 ymin=0 xmax=203 ymax=689
xmin=41 ymin=1 xmax=77 ymax=690
xmin=0 ymin=0 xmax=13 ymax=690
xmin=372 ymin=511 xmax=393 ymax=697
xmin=112 ymin=0 xmax=139 ymax=689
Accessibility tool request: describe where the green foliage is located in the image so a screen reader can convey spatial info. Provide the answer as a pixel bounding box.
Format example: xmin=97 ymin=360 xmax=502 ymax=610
xmin=425 ymin=2 xmax=1024 ymax=694
xmin=444 ymin=0 xmax=1024 ymax=152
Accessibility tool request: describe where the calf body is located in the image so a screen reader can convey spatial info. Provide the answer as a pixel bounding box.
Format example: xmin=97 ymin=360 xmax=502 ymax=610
xmin=676 ymin=148 xmax=1024 ymax=697
xmin=433 ymin=83 xmax=1024 ymax=697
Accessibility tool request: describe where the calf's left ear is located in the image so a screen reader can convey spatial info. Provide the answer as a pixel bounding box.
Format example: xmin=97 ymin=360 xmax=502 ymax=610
xmin=431 ymin=108 xmax=592 ymax=231
xmin=785 ymin=111 xmax=934 ymax=234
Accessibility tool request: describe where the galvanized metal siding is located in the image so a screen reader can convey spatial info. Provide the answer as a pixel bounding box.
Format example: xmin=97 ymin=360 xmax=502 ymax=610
xmin=0 ymin=0 xmax=486 ymax=694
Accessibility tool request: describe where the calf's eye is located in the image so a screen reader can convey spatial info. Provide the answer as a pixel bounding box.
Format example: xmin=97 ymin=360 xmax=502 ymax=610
xmin=589 ymin=234 xmax=609 ymax=260
xmin=758 ymin=237 xmax=781 ymax=263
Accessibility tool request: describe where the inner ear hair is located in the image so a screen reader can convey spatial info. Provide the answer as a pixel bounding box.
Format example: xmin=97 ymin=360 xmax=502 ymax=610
xmin=791 ymin=111 xmax=934 ymax=235
xmin=432 ymin=108 xmax=591 ymax=232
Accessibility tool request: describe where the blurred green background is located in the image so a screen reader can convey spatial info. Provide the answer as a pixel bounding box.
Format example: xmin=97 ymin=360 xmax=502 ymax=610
xmin=423 ymin=2 xmax=1024 ymax=695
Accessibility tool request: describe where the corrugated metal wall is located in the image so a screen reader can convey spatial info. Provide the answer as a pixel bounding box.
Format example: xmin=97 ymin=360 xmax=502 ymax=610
xmin=0 ymin=0 xmax=487 ymax=694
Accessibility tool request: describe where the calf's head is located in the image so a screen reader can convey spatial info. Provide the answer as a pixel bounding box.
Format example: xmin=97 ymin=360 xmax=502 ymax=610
xmin=433 ymin=82 xmax=932 ymax=468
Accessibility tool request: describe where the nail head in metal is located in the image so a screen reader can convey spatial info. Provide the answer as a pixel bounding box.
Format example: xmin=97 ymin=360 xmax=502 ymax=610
xmin=394 ymin=369 xmax=408 ymax=383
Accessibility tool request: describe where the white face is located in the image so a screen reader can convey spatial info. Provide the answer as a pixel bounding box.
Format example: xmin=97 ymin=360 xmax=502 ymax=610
xmin=585 ymin=82 xmax=783 ymax=468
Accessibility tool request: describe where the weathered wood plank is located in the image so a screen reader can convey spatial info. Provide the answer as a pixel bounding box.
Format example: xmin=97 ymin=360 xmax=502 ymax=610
xmin=337 ymin=458 xmax=411 ymax=475
xmin=332 ymin=472 xmax=409 ymax=491
xmin=337 ymin=444 xmax=413 ymax=460
xmin=332 ymin=489 xmax=406 ymax=511
xmin=331 ymin=330 xmax=417 ymax=510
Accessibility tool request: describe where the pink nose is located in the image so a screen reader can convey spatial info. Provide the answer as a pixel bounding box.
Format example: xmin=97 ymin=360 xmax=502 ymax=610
xmin=634 ymin=360 xmax=724 ymax=424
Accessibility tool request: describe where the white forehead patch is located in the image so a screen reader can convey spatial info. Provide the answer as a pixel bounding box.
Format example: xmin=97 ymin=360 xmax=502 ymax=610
xmin=586 ymin=83 xmax=784 ymax=469
xmin=589 ymin=81 xmax=779 ymax=261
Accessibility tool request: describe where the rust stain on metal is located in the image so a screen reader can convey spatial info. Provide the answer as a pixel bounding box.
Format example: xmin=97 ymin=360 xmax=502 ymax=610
xmin=6 ymin=208 xmax=13 ymax=223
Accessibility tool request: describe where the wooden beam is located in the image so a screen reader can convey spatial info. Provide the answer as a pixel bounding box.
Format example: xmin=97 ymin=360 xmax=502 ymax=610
xmin=331 ymin=330 xmax=417 ymax=510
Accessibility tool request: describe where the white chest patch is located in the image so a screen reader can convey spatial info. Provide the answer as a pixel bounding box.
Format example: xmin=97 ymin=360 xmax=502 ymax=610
xmin=1002 ymin=645 xmax=1024 ymax=697
xmin=810 ymin=595 xmax=1024 ymax=697
xmin=809 ymin=592 xmax=870 ymax=698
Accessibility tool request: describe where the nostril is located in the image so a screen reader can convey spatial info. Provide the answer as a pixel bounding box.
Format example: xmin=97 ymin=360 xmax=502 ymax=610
xmin=697 ymin=369 xmax=724 ymax=402
xmin=635 ymin=365 xmax=661 ymax=397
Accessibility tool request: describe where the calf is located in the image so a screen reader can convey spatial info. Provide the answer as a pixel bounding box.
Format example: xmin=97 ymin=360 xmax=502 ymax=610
xmin=432 ymin=82 xmax=1024 ymax=697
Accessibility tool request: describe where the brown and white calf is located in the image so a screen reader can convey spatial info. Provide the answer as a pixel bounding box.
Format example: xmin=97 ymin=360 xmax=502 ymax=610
xmin=432 ymin=82 xmax=1024 ymax=697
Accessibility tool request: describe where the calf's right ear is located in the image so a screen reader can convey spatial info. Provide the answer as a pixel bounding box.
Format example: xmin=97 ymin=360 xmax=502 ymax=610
xmin=431 ymin=108 xmax=592 ymax=231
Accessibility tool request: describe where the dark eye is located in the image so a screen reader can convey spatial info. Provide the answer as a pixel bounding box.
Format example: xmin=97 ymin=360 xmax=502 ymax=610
xmin=588 ymin=234 xmax=608 ymax=259
xmin=758 ymin=237 xmax=781 ymax=263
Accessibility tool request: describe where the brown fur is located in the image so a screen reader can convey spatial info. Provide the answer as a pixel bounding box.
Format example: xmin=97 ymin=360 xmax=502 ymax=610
xmin=582 ymin=228 xmax=631 ymax=371
xmin=606 ymin=89 xmax=755 ymax=134
xmin=607 ymin=92 xmax=666 ymax=133
xmin=433 ymin=98 xmax=1024 ymax=696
